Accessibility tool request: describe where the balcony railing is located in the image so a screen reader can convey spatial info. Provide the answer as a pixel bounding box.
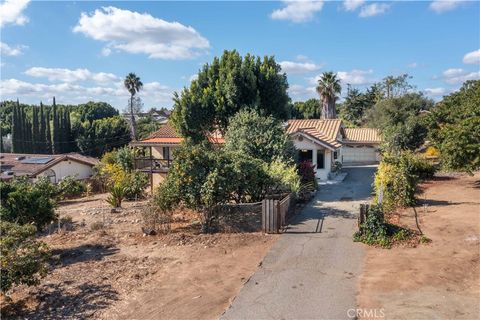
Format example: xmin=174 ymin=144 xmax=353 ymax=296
xmin=134 ymin=157 xmax=173 ymax=173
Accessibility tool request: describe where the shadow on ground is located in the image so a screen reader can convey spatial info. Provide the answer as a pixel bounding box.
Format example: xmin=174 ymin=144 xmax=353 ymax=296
xmin=51 ymin=244 xmax=119 ymax=268
xmin=2 ymin=282 xmax=118 ymax=319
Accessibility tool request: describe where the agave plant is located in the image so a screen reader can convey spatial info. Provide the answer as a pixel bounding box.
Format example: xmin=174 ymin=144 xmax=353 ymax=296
xmin=106 ymin=184 xmax=125 ymax=208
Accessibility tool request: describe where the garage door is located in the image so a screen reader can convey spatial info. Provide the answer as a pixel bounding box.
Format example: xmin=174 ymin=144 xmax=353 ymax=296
xmin=342 ymin=145 xmax=378 ymax=164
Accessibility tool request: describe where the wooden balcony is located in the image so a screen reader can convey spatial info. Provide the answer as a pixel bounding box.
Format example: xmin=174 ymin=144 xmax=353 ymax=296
xmin=134 ymin=157 xmax=173 ymax=173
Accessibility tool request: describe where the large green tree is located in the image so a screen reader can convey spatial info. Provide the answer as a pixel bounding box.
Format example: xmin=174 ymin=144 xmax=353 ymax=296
xmin=124 ymin=73 xmax=143 ymax=140
xmin=224 ymin=109 xmax=295 ymax=163
xmin=428 ymin=80 xmax=480 ymax=172
xmin=171 ymin=50 xmax=290 ymax=142
xmin=365 ymin=93 xmax=434 ymax=151
xmin=291 ymin=98 xmax=320 ymax=119
xmin=316 ymin=72 xmax=341 ymax=119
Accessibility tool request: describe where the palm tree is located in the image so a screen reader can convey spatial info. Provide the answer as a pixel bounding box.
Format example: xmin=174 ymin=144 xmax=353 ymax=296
xmin=124 ymin=73 xmax=143 ymax=140
xmin=316 ymin=72 xmax=341 ymax=119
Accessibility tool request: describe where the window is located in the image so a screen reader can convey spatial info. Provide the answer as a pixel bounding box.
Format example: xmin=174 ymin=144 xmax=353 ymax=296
xmin=317 ymin=150 xmax=325 ymax=169
xmin=162 ymin=147 xmax=170 ymax=160
xmin=333 ymin=151 xmax=338 ymax=160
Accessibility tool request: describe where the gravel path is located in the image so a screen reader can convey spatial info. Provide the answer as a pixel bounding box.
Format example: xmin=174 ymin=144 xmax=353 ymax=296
xmin=222 ymin=167 xmax=376 ymax=320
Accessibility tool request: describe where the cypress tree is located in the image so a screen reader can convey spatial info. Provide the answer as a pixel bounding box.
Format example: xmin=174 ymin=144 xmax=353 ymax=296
xmin=32 ymin=107 xmax=39 ymax=153
xmin=20 ymin=104 xmax=27 ymax=153
xmin=40 ymin=102 xmax=46 ymax=153
xmin=66 ymin=110 xmax=73 ymax=152
xmin=52 ymin=97 xmax=58 ymax=154
xmin=46 ymin=110 xmax=52 ymax=154
xmin=11 ymin=104 xmax=18 ymax=152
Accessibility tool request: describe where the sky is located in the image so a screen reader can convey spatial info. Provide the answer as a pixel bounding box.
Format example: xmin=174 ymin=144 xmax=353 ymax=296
xmin=1 ymin=0 xmax=479 ymax=110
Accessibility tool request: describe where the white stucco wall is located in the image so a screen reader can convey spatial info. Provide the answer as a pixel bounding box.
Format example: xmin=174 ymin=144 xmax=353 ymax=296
xmin=292 ymin=135 xmax=333 ymax=181
xmin=37 ymin=160 xmax=94 ymax=183
xmin=152 ymin=146 xmax=176 ymax=159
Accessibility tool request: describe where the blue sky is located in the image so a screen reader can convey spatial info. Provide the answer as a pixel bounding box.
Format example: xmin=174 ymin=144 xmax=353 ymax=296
xmin=1 ymin=0 xmax=479 ymax=109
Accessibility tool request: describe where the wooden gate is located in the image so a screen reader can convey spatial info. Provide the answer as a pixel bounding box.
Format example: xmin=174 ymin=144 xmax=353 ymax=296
xmin=262 ymin=193 xmax=292 ymax=233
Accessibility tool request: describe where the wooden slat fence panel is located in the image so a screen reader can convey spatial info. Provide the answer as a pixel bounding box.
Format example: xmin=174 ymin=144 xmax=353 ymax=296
xmin=262 ymin=193 xmax=293 ymax=234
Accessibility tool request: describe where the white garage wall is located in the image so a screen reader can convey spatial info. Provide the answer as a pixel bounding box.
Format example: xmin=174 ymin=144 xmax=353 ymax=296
xmin=46 ymin=160 xmax=94 ymax=182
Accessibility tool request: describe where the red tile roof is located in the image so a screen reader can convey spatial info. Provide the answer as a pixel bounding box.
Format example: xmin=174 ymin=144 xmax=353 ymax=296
xmin=344 ymin=128 xmax=381 ymax=143
xmin=286 ymin=119 xmax=343 ymax=149
xmin=132 ymin=123 xmax=224 ymax=146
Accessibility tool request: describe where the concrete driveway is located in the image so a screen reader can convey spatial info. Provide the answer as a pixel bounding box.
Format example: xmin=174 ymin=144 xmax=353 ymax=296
xmin=222 ymin=166 xmax=376 ymax=320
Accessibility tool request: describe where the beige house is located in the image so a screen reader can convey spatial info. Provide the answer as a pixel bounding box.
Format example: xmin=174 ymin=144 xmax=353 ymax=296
xmin=132 ymin=120 xmax=381 ymax=186
xmin=286 ymin=119 xmax=381 ymax=180
xmin=0 ymin=153 xmax=99 ymax=182
xmin=130 ymin=124 xmax=224 ymax=187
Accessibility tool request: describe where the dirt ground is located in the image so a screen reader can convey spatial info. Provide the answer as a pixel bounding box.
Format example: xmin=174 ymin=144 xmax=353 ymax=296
xmin=358 ymin=173 xmax=480 ymax=319
xmin=2 ymin=194 xmax=277 ymax=320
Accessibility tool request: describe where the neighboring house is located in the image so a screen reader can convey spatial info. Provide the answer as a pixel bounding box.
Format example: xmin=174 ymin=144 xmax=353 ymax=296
xmin=122 ymin=108 xmax=172 ymax=125
xmin=287 ymin=119 xmax=381 ymax=180
xmin=0 ymin=153 xmax=99 ymax=182
xmin=130 ymin=123 xmax=224 ymax=186
xmin=132 ymin=119 xmax=381 ymax=185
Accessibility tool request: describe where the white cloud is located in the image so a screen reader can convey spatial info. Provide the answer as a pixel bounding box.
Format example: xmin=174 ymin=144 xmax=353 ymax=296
xmin=189 ymin=74 xmax=198 ymax=82
xmin=270 ymin=1 xmax=324 ymax=23
xmin=101 ymin=47 xmax=112 ymax=57
xmin=24 ymin=67 xmax=119 ymax=84
xmin=442 ymin=68 xmax=480 ymax=84
xmin=280 ymin=61 xmax=320 ymax=74
xmin=463 ymin=49 xmax=480 ymax=65
xmin=408 ymin=62 xmax=418 ymax=68
xmin=343 ymin=0 xmax=365 ymax=11
xmin=359 ymin=3 xmax=390 ymax=17
xmin=0 ymin=42 xmax=27 ymax=56
xmin=73 ymin=6 xmax=210 ymax=60
xmin=429 ymin=1 xmax=466 ymax=13
xmin=423 ymin=87 xmax=447 ymax=96
xmin=0 ymin=0 xmax=30 ymax=27
xmin=337 ymin=69 xmax=375 ymax=85
xmin=0 ymin=78 xmax=174 ymax=107
xmin=288 ymin=84 xmax=317 ymax=100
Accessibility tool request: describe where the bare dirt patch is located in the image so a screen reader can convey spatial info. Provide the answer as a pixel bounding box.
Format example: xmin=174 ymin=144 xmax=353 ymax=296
xmin=1 ymin=194 xmax=278 ymax=319
xmin=358 ymin=173 xmax=480 ymax=319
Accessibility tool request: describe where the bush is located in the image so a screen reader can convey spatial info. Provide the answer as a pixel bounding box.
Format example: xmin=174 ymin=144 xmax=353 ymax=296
xmin=152 ymin=142 xmax=297 ymax=232
xmin=374 ymin=151 xmax=436 ymax=213
xmin=224 ymin=109 xmax=295 ymax=163
xmin=298 ymin=161 xmax=317 ymax=189
xmin=106 ymin=184 xmax=125 ymax=208
xmin=115 ymin=146 xmax=135 ymax=172
xmin=0 ymin=221 xmax=50 ymax=293
xmin=57 ymin=176 xmax=86 ymax=199
xmin=354 ymin=204 xmax=413 ymax=248
xmin=264 ymin=160 xmax=301 ymax=195
xmin=122 ymin=171 xmax=149 ymax=200
xmin=0 ymin=179 xmax=57 ymax=229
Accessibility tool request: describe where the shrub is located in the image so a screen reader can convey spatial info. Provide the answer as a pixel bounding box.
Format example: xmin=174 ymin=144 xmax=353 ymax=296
xmin=0 ymin=179 xmax=57 ymax=229
xmin=115 ymin=146 xmax=135 ymax=172
xmin=90 ymin=221 xmax=104 ymax=231
xmin=264 ymin=160 xmax=301 ymax=195
xmin=353 ymin=205 xmax=390 ymax=248
xmin=298 ymin=161 xmax=317 ymax=189
xmin=122 ymin=171 xmax=149 ymax=200
xmin=373 ymin=151 xmax=436 ymax=213
xmin=0 ymin=221 xmax=50 ymax=294
xmin=224 ymin=109 xmax=295 ymax=163
xmin=106 ymin=184 xmax=125 ymax=208
xmin=57 ymin=176 xmax=86 ymax=199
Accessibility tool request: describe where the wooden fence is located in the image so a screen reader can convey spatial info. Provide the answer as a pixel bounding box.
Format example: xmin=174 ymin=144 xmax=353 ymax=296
xmin=262 ymin=193 xmax=293 ymax=234
xmin=358 ymin=203 xmax=370 ymax=229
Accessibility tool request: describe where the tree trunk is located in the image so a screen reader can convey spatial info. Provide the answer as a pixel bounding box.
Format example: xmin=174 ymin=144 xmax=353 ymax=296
xmin=321 ymin=99 xmax=329 ymax=119
xmin=130 ymin=95 xmax=137 ymax=141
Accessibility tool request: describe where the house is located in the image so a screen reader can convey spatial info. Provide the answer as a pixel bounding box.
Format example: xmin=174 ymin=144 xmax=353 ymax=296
xmin=130 ymin=123 xmax=224 ymax=186
xmin=131 ymin=119 xmax=380 ymax=185
xmin=0 ymin=152 xmax=99 ymax=182
xmin=286 ymin=119 xmax=381 ymax=180
xmin=122 ymin=108 xmax=172 ymax=125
